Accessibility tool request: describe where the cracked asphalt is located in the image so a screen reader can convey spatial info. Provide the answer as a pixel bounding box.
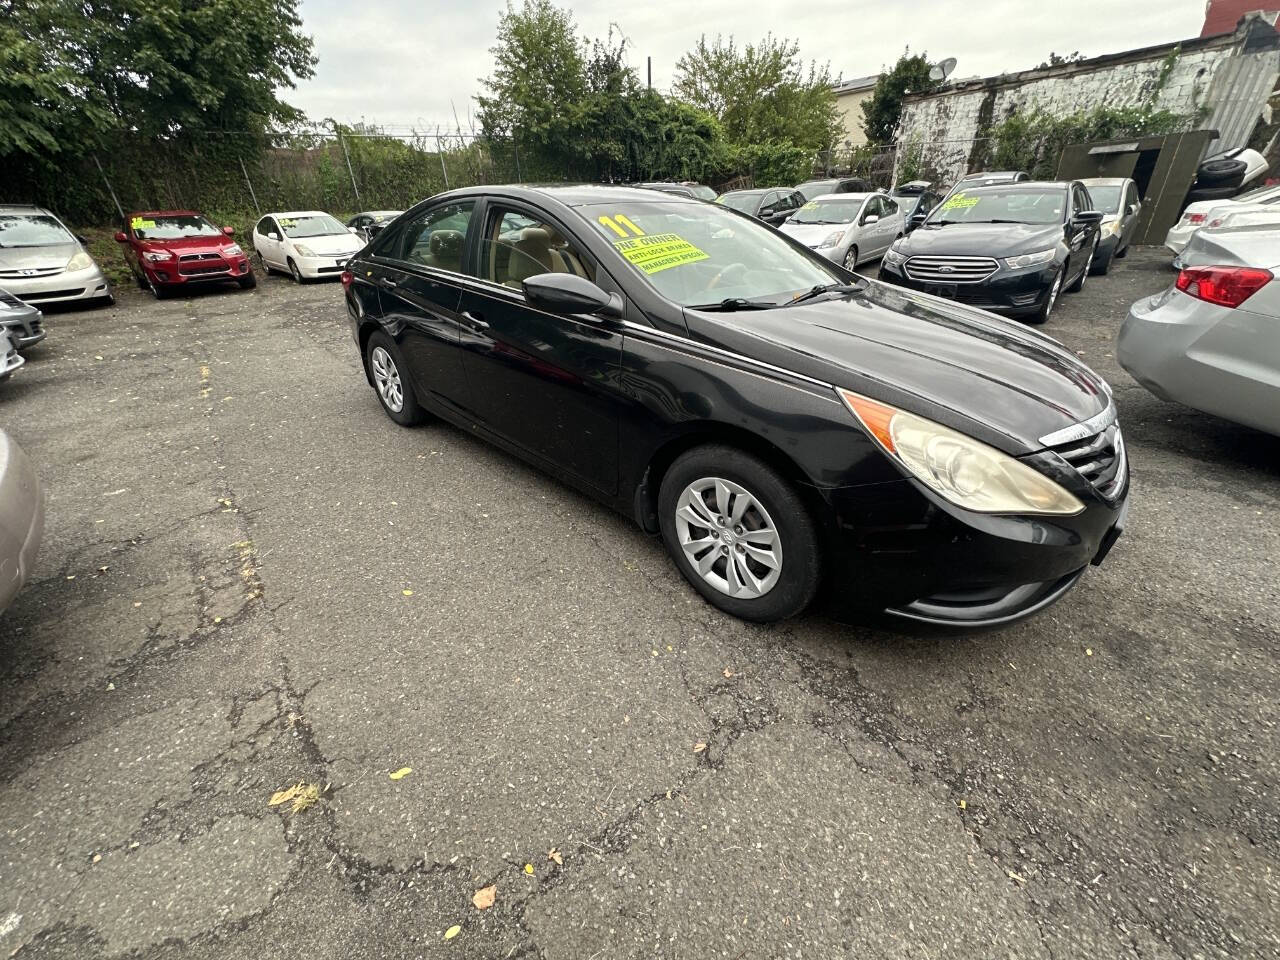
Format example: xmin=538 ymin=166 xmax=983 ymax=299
xmin=0 ymin=246 xmax=1276 ymax=958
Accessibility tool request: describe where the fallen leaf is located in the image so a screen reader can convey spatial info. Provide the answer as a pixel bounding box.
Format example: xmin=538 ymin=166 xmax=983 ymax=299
xmin=693 ymin=742 xmax=707 ymax=754
xmin=106 ymin=682 xmax=115 ymax=692
xmin=268 ymin=782 xmax=320 ymax=814
xmin=213 ymin=616 xmax=222 ymax=624
xmin=444 ymin=925 xmax=461 ymax=940
xmin=389 ymin=767 xmax=412 ymax=781
xmin=523 ymin=863 xmax=535 ymax=875
xmin=547 ymin=848 xmax=563 ymax=865
xmin=472 ymin=885 xmax=496 ymax=910
xmin=1085 ymin=648 xmax=1094 ymax=656
xmin=94 ymin=355 xmax=103 ymax=360
xmin=92 ymin=853 xmax=101 ymax=863
xmin=402 ymin=589 xmax=414 ymax=597
xmin=958 ymin=799 xmax=966 ymax=810
xmin=722 ymin=668 xmax=734 ymax=679
xmin=1007 ymin=869 xmax=1027 ymax=884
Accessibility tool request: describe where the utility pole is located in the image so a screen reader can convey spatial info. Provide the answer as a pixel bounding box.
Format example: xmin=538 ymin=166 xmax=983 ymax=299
xmin=647 ymin=56 xmax=652 ymax=90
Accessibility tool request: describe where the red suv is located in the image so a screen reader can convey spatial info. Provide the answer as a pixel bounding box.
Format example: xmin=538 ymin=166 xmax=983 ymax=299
xmin=115 ymin=211 xmax=255 ymax=298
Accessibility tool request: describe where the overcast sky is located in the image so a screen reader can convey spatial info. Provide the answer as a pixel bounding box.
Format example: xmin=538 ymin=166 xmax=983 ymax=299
xmin=287 ymin=0 xmax=1206 ymax=131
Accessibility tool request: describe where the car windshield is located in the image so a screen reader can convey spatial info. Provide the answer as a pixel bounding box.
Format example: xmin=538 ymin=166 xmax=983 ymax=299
xmin=0 ymin=214 xmax=74 ymax=248
xmin=278 ymin=214 xmax=348 ymax=238
xmin=131 ymin=214 xmax=221 ymax=240
xmin=582 ymin=200 xmax=840 ymax=307
xmin=927 ymin=187 xmax=1065 ymax=225
xmin=688 ymin=185 xmax=717 ymax=201
xmin=1084 ymin=186 xmax=1123 ymax=214
xmin=787 ymin=197 xmax=865 ymax=225
xmin=796 ymin=181 xmax=838 ymax=200
xmin=716 ymin=193 xmax=761 ymax=213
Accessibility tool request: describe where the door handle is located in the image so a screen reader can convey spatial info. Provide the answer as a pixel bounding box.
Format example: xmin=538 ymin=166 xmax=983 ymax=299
xmin=460 ymin=310 xmax=489 ymax=330
xmin=378 ymin=277 xmax=398 ymax=289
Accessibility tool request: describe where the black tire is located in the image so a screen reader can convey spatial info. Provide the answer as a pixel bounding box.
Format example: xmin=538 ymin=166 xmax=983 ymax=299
xmin=238 ymin=271 xmax=257 ymax=290
xmin=1195 ymin=159 xmax=1246 ymax=187
xmin=1185 ymin=185 xmax=1238 ymax=204
xmin=147 ymin=277 xmax=169 ymax=300
xmin=657 ymin=445 xmax=821 ymax=622
xmin=1066 ymin=238 xmax=1096 ymax=293
xmin=364 ymin=330 xmax=425 ymax=426
xmin=135 ymin=271 xmax=148 ymax=290
xmin=1091 ymin=246 xmax=1112 ymax=276
xmin=257 ymin=251 xmax=273 ymax=275
xmin=1114 ymin=244 xmax=1128 ymax=260
xmin=842 ymin=245 xmax=859 ymax=270
xmin=1030 ymin=268 xmax=1064 ymax=325
xmin=288 ymin=258 xmax=304 ymax=284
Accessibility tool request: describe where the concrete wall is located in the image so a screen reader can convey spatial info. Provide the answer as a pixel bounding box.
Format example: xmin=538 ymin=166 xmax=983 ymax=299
xmin=896 ymin=18 xmax=1278 ymax=183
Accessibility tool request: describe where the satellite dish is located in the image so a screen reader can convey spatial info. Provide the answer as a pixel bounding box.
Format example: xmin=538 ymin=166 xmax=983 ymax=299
xmin=929 ymin=57 xmax=958 ymax=81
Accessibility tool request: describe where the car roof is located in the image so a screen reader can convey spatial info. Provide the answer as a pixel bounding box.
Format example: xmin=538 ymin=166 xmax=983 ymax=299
xmin=961 ymin=170 xmax=1026 ymax=180
xmin=127 ymin=209 xmax=203 ymax=218
xmin=1078 ymin=177 xmax=1130 ymax=186
xmin=810 ymin=192 xmax=871 ymax=202
xmin=0 ymin=203 xmax=51 ymax=215
xmin=438 ymin=184 xmax=703 ymax=208
xmin=264 ymin=210 xmax=332 ymax=218
xmin=718 ymin=188 xmax=768 ymax=198
xmin=962 ymin=181 xmax=1070 ymax=192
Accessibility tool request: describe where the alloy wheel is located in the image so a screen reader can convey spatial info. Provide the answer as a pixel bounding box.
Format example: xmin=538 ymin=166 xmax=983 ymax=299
xmin=1046 ymin=271 xmax=1063 ymax=316
xmin=674 ymin=477 xmax=783 ymax=599
xmin=843 ymin=247 xmax=858 ymax=270
xmin=290 ymin=259 xmax=302 ymax=283
xmin=1080 ymin=241 xmax=1096 ymax=287
xmin=370 ymin=346 xmax=404 ymax=413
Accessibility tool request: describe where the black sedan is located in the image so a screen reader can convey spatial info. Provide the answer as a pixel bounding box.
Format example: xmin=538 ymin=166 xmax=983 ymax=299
xmin=342 ymin=185 xmax=1127 ymax=627
xmin=879 ymin=181 xmax=1103 ymax=323
xmin=716 ymin=188 xmax=805 ymax=226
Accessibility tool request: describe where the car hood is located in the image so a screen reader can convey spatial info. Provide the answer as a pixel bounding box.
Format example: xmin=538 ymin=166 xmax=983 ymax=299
xmin=899 ymin=222 xmax=1062 ymax=257
xmin=686 ymin=281 xmax=1112 ymax=454
xmin=141 ymin=236 xmax=237 ymax=254
xmin=779 ymin=222 xmax=851 ymax=246
xmin=0 ymin=242 xmax=80 ymax=271
xmin=287 ymin=233 xmax=362 ymax=255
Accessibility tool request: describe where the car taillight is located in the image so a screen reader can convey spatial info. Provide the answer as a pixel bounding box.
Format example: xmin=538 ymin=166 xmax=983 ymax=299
xmin=340 ymin=270 xmax=353 ymax=289
xmin=1175 ymin=266 xmax=1273 ymax=308
xmin=1186 ymin=213 xmax=1206 ymax=224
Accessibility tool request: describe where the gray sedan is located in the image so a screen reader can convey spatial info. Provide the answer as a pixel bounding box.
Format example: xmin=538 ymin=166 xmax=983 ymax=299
xmin=0 ymin=287 xmax=46 ymax=350
xmin=0 ymin=427 xmax=45 ymax=613
xmin=1119 ymin=228 xmax=1280 ymax=436
xmin=0 ymin=328 xmax=23 ymax=382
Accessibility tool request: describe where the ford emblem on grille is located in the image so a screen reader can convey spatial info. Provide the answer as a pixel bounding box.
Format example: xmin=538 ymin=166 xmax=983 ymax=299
xmin=938 ymin=265 xmax=954 ymax=273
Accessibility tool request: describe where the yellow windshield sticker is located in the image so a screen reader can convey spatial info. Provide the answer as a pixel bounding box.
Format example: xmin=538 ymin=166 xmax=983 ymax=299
xmin=130 ymin=217 xmax=155 ymax=230
xmin=598 ymin=214 xmax=645 ymax=238
xmin=613 ymin=233 xmax=708 ymax=275
xmin=941 ymin=192 xmax=979 ymax=211
xmin=800 ymin=202 xmax=818 ymax=211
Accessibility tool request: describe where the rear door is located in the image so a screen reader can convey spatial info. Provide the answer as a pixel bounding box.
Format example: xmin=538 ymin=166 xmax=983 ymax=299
xmin=367 ymin=200 xmax=477 ymax=417
xmin=455 ymin=200 xmax=624 ymax=495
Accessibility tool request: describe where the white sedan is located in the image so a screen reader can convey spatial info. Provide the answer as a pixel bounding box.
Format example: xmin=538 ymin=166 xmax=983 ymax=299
xmin=1164 ymin=183 xmax=1280 ymax=254
xmin=252 ymin=211 xmax=366 ymax=282
xmin=778 ymin=193 xmax=905 ymax=269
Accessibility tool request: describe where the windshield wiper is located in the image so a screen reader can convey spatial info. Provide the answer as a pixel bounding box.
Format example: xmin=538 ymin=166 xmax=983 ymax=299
xmin=690 ymin=297 xmax=778 ymax=311
xmin=787 ymin=281 xmax=867 ymax=306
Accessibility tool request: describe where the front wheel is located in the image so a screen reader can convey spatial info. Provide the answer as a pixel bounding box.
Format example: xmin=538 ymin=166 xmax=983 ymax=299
xmin=658 ymin=445 xmax=820 ymax=622
xmin=1067 ymin=239 xmax=1097 ymax=292
xmin=365 ymin=330 xmax=425 ymax=426
xmin=842 ymin=245 xmax=859 ymax=270
xmin=238 ymin=271 xmax=257 ymax=290
xmin=1030 ymin=269 xmax=1063 ymax=325
xmin=288 ymin=258 xmax=304 ymax=284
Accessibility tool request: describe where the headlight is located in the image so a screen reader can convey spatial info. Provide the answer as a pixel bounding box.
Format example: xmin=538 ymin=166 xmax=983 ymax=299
xmin=817 ymin=230 xmax=846 ymax=249
xmin=67 ymin=250 xmax=95 ymax=271
xmin=1101 ymin=219 xmax=1122 ymax=237
xmin=293 ymin=243 xmax=317 ymax=258
xmin=883 ymin=247 xmax=906 ymax=267
xmin=142 ymin=249 xmax=174 ymax=262
xmin=838 ymin=389 xmax=1084 ymax=515
xmin=1002 ymin=248 xmax=1056 ymax=270
xmin=222 ymin=243 xmax=243 ymax=257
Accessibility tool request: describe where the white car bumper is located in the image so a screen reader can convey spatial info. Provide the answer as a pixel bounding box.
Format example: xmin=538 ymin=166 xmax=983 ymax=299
xmin=1164 ymin=223 xmax=1197 ymax=255
xmin=295 ymin=253 xmax=357 ymax=279
xmin=0 ymin=264 xmax=112 ymax=306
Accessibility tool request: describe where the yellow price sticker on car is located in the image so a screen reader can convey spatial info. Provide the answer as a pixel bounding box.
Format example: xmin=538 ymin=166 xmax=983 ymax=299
xmin=613 ymin=233 xmax=709 ymax=275
xmin=130 ymin=217 xmax=155 ymax=229
xmin=800 ymin=202 xmax=818 ymax=211
xmin=941 ymin=192 xmax=980 ymax=211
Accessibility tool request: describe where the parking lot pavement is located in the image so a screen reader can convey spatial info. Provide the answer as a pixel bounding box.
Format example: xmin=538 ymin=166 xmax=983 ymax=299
xmin=0 ymin=247 xmax=1276 ymax=959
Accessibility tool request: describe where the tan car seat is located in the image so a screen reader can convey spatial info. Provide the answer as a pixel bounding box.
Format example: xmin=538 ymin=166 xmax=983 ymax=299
xmin=424 ymin=229 xmax=464 ymax=271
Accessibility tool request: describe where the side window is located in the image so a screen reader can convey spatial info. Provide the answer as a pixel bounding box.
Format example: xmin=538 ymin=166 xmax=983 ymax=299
xmin=882 ymin=196 xmax=898 ymax=215
xmin=787 ymin=191 xmax=805 ymax=210
xmin=394 ymin=201 xmax=474 ymax=272
xmin=1074 ymin=185 xmax=1089 ymax=213
xmin=1127 ymin=184 xmax=1139 ymax=210
xmin=864 ymin=197 xmax=883 ymax=219
xmin=478 ymin=206 xmax=595 ymax=289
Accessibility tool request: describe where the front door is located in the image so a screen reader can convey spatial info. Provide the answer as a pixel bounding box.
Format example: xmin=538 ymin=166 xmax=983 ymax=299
xmin=455 ymin=203 xmax=623 ymax=495
xmin=254 ymin=217 xmax=281 ymax=268
xmin=367 ymin=200 xmax=476 ymax=418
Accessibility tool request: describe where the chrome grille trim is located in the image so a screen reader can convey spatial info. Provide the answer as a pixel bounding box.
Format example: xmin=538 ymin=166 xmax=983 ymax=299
xmin=1039 ymin=405 xmax=1117 ymax=447
xmin=903 ymin=256 xmax=998 ymax=284
xmin=1049 ymin=424 xmax=1126 ymax=501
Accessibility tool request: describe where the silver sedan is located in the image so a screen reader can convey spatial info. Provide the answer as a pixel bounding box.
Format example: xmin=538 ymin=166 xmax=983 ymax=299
xmin=0 ymin=428 xmax=45 ymax=613
xmin=1119 ymin=228 xmax=1280 ymax=436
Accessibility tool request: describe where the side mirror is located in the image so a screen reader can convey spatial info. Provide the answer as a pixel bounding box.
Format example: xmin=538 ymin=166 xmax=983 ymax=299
xmin=113 ymin=231 xmax=127 ymax=243
xmin=223 ymin=225 xmax=235 ymax=236
xmin=1125 ymin=204 xmax=1137 ymax=215
xmin=759 ymin=206 xmax=777 ymax=218
xmin=367 ymin=224 xmax=385 ymax=238
xmin=349 ymin=227 xmax=360 ymax=235
xmin=269 ymin=232 xmax=281 ymax=241
xmin=76 ymin=234 xmax=90 ymax=245
xmin=910 ymin=212 xmax=927 ymax=225
xmin=1074 ymin=210 xmax=1104 ymax=225
xmin=862 ymin=214 xmax=880 ymax=225
xmin=522 ymin=273 xmax=622 ymax=320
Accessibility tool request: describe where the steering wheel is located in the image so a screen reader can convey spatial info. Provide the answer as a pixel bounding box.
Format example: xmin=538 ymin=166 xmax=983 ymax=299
xmin=707 ymin=262 xmax=747 ymax=291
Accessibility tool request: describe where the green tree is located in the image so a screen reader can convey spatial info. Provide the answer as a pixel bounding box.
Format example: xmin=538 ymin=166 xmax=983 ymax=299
xmin=860 ymin=51 xmax=941 ymax=144
xmin=0 ymin=0 xmax=316 ymax=158
xmin=672 ymin=34 xmax=842 ymax=151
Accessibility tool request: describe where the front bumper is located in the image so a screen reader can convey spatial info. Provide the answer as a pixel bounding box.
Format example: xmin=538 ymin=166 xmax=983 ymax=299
xmin=1164 ymin=224 xmax=1194 ymax=254
xmin=1118 ymin=287 xmax=1280 ymax=436
xmin=878 ymin=259 xmax=1057 ymax=317
xmin=0 ymin=308 xmax=46 ymax=349
xmin=146 ymin=255 xmax=252 ymax=287
xmin=0 ymin=264 xmax=111 ymax=305
xmin=296 ymin=253 xmax=356 ymax=279
xmin=0 ymin=437 xmax=46 ymax=613
xmin=1 ymin=348 xmax=24 ymax=380
xmin=819 ymin=462 xmax=1128 ymax=627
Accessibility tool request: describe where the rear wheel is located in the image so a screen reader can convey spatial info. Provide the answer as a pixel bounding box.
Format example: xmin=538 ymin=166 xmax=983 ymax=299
xmin=365 ymin=331 xmax=424 ymax=426
xmin=658 ymin=445 xmax=820 ymax=622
